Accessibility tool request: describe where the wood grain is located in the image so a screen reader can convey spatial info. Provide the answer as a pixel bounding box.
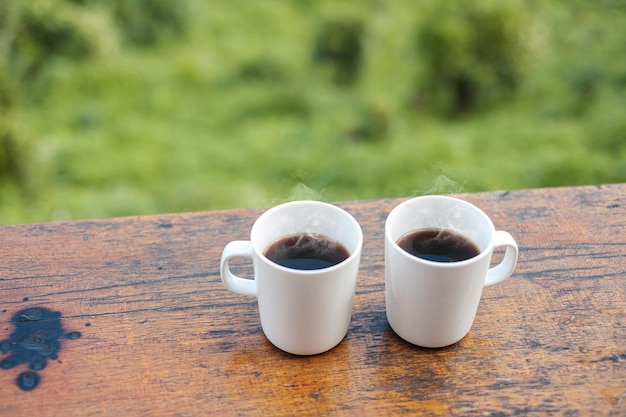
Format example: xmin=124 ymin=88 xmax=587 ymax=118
xmin=1 ymin=184 xmax=625 ymax=416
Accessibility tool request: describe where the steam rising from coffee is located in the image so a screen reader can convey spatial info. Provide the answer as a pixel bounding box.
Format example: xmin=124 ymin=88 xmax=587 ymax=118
xmin=276 ymin=169 xmax=464 ymax=205
xmin=264 ymin=233 xmax=349 ymax=270
xmin=415 ymin=172 xmax=466 ymax=196
xmin=403 ymin=172 xmax=479 ymax=254
xmin=409 ymin=199 xmax=480 ymax=249
xmin=274 ymin=183 xmax=325 ymax=205
xmin=270 ymin=172 xmax=471 ymax=251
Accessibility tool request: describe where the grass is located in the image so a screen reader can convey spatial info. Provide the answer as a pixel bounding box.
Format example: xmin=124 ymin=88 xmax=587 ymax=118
xmin=1 ymin=0 xmax=625 ymax=225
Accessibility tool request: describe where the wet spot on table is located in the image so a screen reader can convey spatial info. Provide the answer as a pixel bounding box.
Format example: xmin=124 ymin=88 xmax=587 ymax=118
xmin=66 ymin=331 xmax=82 ymax=340
xmin=17 ymin=371 xmax=40 ymax=391
xmin=0 ymin=307 xmax=82 ymax=391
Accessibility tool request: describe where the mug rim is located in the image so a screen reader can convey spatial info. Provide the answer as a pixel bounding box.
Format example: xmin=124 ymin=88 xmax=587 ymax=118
xmin=251 ymin=200 xmax=364 ymax=275
xmin=385 ymin=195 xmax=495 ymax=267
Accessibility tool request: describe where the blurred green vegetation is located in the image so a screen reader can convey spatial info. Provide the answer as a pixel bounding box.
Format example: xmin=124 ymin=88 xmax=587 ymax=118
xmin=1 ymin=0 xmax=625 ymax=224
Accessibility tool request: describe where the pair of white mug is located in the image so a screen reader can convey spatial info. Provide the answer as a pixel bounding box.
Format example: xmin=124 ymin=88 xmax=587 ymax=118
xmin=220 ymin=196 xmax=518 ymax=355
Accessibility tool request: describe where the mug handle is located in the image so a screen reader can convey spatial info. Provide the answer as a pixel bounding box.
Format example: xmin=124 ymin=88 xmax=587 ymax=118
xmin=220 ymin=241 xmax=258 ymax=296
xmin=484 ymin=231 xmax=519 ymax=287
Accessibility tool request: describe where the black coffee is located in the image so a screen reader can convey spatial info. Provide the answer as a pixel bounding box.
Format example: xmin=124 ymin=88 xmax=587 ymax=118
xmin=397 ymin=228 xmax=480 ymax=263
xmin=264 ymin=233 xmax=350 ymax=270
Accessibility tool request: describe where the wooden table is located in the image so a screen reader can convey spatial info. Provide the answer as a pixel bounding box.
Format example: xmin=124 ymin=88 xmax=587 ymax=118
xmin=1 ymin=184 xmax=625 ymax=416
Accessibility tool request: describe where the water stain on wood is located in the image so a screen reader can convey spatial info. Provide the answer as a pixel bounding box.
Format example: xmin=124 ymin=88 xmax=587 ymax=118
xmin=0 ymin=307 xmax=82 ymax=391
xmin=17 ymin=371 xmax=40 ymax=391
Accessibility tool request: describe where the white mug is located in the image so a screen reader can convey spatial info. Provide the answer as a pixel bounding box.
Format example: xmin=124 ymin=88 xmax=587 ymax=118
xmin=220 ymin=200 xmax=363 ymax=355
xmin=385 ymin=195 xmax=518 ymax=348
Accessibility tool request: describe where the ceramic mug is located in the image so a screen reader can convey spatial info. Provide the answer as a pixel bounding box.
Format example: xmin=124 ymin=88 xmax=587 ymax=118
xmin=385 ymin=195 xmax=518 ymax=348
xmin=220 ymin=200 xmax=363 ymax=355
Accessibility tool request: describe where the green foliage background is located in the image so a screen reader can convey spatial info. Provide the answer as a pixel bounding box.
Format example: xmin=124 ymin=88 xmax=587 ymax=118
xmin=1 ymin=0 xmax=625 ymax=224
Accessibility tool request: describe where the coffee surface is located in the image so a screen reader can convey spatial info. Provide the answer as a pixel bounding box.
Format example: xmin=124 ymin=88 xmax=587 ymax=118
xmin=264 ymin=233 xmax=350 ymax=270
xmin=397 ymin=228 xmax=480 ymax=262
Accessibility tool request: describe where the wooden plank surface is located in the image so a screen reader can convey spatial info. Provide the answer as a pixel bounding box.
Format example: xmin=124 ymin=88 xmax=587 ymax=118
xmin=1 ymin=184 xmax=625 ymax=416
